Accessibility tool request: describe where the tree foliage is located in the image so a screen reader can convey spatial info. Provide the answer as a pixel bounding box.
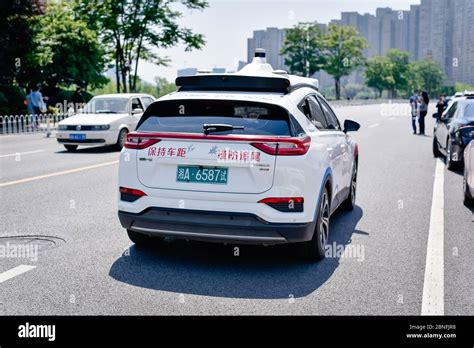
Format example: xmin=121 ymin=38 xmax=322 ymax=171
xmin=322 ymin=24 xmax=367 ymax=100
xmin=281 ymin=23 xmax=325 ymax=77
xmin=364 ymin=56 xmax=395 ymax=97
xmin=386 ymin=49 xmax=410 ymax=96
xmin=76 ymin=0 xmax=208 ymax=93
xmin=0 ymin=0 xmax=45 ymax=86
xmin=408 ymin=58 xmax=445 ymax=97
xmin=33 ymin=2 xmax=108 ymax=90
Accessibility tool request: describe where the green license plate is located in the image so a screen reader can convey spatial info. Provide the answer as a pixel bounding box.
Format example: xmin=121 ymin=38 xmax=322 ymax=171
xmin=177 ymin=166 xmax=228 ymax=184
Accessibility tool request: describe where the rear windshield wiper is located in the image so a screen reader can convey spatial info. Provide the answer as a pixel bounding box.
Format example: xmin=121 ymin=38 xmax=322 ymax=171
xmin=203 ymin=124 xmax=245 ymax=135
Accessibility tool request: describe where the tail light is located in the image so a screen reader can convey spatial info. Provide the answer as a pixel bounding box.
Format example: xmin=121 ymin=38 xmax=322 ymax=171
xmin=258 ymin=197 xmax=304 ymax=212
xmin=251 ymin=136 xmax=310 ymax=156
xmin=120 ymin=187 xmax=147 ymax=202
xmin=125 ymin=133 xmax=161 ymax=149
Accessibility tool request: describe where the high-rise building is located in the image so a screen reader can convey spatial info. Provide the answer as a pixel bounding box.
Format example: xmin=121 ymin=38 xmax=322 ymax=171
xmin=451 ymin=0 xmax=474 ymax=85
xmin=246 ymin=0 xmax=474 ymax=88
xmin=247 ymin=28 xmax=287 ymax=70
xmin=177 ymin=67 xmax=198 ymax=77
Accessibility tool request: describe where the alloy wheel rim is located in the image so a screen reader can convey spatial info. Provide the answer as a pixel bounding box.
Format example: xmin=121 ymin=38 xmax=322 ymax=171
xmin=319 ymin=192 xmax=330 ymax=248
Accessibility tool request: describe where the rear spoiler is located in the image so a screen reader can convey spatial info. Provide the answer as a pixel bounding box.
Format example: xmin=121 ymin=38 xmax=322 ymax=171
xmin=176 ymin=74 xmax=291 ymax=94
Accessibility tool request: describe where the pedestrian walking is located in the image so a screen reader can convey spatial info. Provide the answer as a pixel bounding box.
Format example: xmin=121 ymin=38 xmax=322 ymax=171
xmin=418 ymin=91 xmax=429 ymax=135
xmin=30 ymin=86 xmax=46 ymax=131
xmin=409 ymin=90 xmax=419 ymax=135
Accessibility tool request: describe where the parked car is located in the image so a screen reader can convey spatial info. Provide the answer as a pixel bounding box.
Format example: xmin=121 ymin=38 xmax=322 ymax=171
xmin=56 ymin=93 xmax=155 ymax=151
xmin=460 ymin=126 xmax=474 ymax=206
xmin=117 ymin=49 xmax=361 ymax=261
xmin=433 ymin=97 xmax=474 ymax=169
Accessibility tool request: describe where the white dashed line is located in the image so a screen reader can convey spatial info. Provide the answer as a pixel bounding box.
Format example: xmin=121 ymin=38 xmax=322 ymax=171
xmin=0 ymin=150 xmax=44 ymax=158
xmin=421 ymin=158 xmax=445 ymax=315
xmin=368 ymin=123 xmax=380 ymax=128
xmin=0 ymin=160 xmax=119 ymax=188
xmin=0 ymin=265 xmax=36 ymax=284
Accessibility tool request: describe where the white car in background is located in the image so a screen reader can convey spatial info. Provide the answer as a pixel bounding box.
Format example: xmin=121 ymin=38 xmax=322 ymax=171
xmin=117 ymin=50 xmax=360 ymax=261
xmin=57 ymin=93 xmax=156 ymax=151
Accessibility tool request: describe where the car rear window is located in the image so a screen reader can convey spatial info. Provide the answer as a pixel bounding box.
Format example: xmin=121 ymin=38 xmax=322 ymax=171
xmin=137 ymin=99 xmax=294 ymax=136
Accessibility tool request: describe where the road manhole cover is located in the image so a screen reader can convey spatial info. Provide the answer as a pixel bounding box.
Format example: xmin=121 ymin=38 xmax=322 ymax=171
xmin=0 ymin=235 xmax=66 ymax=252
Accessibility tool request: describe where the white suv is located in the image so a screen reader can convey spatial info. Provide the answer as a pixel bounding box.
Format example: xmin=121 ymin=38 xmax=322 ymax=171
xmin=118 ymin=52 xmax=360 ymax=260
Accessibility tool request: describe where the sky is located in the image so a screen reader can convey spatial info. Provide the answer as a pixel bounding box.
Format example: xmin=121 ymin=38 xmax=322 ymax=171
xmin=137 ymin=0 xmax=420 ymax=83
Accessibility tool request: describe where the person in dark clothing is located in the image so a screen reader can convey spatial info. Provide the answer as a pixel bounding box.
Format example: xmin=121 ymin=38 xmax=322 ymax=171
xmin=418 ymin=91 xmax=429 ymax=135
xmin=436 ymin=95 xmax=446 ymax=119
xmin=71 ymin=86 xmax=84 ymax=112
xmin=409 ymin=90 xmax=419 ymax=134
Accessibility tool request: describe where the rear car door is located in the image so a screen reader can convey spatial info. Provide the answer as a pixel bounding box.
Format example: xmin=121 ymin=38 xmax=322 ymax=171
xmin=438 ymin=102 xmax=458 ymax=150
xmin=305 ymin=95 xmax=346 ymax=202
xmin=317 ymin=96 xmax=352 ymax=192
xmin=132 ymin=99 xmax=302 ymax=194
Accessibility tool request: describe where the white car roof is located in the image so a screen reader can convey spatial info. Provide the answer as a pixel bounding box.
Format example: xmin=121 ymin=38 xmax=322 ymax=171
xmin=162 ymin=52 xmax=320 ymax=109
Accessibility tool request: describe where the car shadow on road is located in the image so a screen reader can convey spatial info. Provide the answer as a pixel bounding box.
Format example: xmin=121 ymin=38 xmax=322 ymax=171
xmin=109 ymin=206 xmax=367 ymax=299
xmin=55 ymin=146 xmax=120 ymax=154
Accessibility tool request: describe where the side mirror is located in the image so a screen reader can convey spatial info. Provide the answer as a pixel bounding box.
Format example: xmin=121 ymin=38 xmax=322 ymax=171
xmin=132 ymin=108 xmax=144 ymax=115
xmin=343 ymin=119 xmax=360 ymax=133
xmin=459 ymin=126 xmax=474 ymax=139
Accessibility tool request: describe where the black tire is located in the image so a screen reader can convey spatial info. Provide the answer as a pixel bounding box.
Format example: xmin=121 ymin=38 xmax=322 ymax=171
xmin=64 ymin=145 xmax=78 ymax=152
xmin=463 ymin=176 xmax=474 ymax=207
xmin=340 ymin=162 xmax=357 ymax=211
xmin=298 ymin=186 xmax=330 ymax=261
xmin=432 ymin=137 xmax=442 ymax=158
xmin=115 ymin=128 xmax=128 ymax=150
xmin=127 ymin=229 xmax=164 ymax=247
xmin=446 ymin=139 xmax=460 ymax=170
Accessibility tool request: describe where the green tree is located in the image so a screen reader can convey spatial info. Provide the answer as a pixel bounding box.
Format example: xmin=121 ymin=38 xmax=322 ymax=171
xmin=77 ymin=0 xmax=207 ymax=93
xmin=322 ymin=24 xmax=367 ymax=100
xmin=154 ymin=77 xmax=177 ymax=98
xmin=0 ymin=0 xmax=44 ymax=87
xmin=34 ymin=2 xmax=108 ymax=90
xmin=408 ymin=58 xmax=445 ymax=97
xmin=386 ymin=49 xmax=410 ymax=97
xmin=364 ymin=56 xmax=395 ymax=98
xmin=281 ymin=22 xmax=325 ymax=77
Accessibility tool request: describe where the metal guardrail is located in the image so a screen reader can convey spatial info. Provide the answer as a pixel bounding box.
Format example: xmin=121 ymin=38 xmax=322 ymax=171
xmin=0 ymin=113 xmax=71 ymax=135
xmin=329 ymin=99 xmax=406 ymax=108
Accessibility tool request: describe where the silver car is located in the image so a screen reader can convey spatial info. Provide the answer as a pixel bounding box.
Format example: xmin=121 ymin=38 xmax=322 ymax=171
xmin=461 ymin=126 xmax=474 ymax=206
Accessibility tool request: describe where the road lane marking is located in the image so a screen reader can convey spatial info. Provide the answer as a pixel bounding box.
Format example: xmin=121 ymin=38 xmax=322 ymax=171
xmin=0 ymin=160 xmax=119 ymax=188
xmin=421 ymin=158 xmax=444 ymax=315
xmin=0 ymin=150 xmax=44 ymax=158
xmin=368 ymin=123 xmax=380 ymax=128
xmin=0 ymin=265 xmax=36 ymax=284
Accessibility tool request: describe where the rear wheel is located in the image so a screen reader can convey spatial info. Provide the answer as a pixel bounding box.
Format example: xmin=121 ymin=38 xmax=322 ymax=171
xmin=64 ymin=145 xmax=78 ymax=152
xmin=115 ymin=128 xmax=128 ymax=150
xmin=432 ymin=137 xmax=442 ymax=158
xmin=127 ymin=229 xmax=164 ymax=247
xmin=446 ymin=139 xmax=460 ymax=170
xmin=341 ymin=163 xmax=357 ymax=211
xmin=298 ymin=186 xmax=330 ymax=261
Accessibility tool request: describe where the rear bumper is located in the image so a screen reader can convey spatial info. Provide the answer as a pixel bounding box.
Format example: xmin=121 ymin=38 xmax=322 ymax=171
xmin=118 ymin=208 xmax=315 ymax=245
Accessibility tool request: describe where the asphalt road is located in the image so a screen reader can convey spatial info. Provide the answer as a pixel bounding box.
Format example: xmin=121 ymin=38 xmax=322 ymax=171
xmin=0 ymin=103 xmax=472 ymax=315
